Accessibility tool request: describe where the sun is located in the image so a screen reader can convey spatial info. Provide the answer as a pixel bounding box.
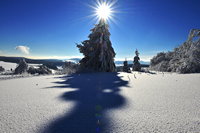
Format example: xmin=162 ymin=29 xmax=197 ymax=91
xmin=91 ymin=0 xmax=117 ymax=22
xmin=96 ymin=2 xmax=112 ymax=20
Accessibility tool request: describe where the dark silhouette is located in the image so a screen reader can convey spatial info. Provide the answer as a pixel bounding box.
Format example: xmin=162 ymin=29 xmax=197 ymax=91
xmin=41 ymin=72 xmax=128 ymax=133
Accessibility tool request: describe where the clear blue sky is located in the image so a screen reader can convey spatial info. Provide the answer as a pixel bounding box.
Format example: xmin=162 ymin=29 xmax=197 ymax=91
xmin=0 ymin=0 xmax=200 ymax=61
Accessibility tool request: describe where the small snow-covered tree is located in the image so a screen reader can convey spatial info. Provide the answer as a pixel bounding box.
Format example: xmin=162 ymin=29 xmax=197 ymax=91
xmin=123 ymin=59 xmax=130 ymax=73
xmin=133 ymin=49 xmax=141 ymax=71
xmin=0 ymin=66 xmax=5 ymax=72
xmin=14 ymin=59 xmax=28 ymax=74
xmin=62 ymin=62 xmax=79 ymax=74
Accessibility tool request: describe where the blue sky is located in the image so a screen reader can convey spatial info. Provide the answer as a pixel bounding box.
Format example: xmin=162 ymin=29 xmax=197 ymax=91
xmin=0 ymin=0 xmax=200 ymax=61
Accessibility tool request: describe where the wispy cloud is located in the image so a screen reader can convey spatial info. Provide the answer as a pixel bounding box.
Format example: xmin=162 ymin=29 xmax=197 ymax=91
xmin=15 ymin=46 xmax=30 ymax=55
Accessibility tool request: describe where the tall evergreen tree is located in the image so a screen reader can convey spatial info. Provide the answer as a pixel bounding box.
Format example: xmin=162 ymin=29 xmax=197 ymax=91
xmin=77 ymin=19 xmax=116 ymax=72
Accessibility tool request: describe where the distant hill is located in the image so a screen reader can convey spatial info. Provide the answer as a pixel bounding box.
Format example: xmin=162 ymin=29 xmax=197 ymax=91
xmin=66 ymin=58 xmax=150 ymax=66
xmin=0 ymin=56 xmax=64 ymax=66
xmin=115 ymin=60 xmax=150 ymax=66
xmin=64 ymin=58 xmax=81 ymax=63
xmin=0 ymin=56 xmax=150 ymax=68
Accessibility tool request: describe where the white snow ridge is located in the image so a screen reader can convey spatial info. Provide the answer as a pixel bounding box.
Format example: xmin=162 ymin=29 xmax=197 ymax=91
xmin=0 ymin=72 xmax=200 ymax=133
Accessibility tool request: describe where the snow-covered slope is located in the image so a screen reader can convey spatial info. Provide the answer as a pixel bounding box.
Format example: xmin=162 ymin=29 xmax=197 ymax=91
xmin=0 ymin=61 xmax=42 ymax=71
xmin=0 ymin=61 xmax=17 ymax=70
xmin=0 ymin=72 xmax=199 ymax=133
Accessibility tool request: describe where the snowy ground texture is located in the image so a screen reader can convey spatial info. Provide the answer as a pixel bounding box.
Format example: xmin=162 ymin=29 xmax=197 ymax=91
xmin=0 ymin=72 xmax=200 ymax=133
xmin=0 ymin=61 xmax=17 ymax=71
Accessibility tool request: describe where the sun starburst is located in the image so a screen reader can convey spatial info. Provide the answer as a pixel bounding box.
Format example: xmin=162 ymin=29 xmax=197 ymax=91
xmin=90 ymin=0 xmax=117 ymax=23
xmin=96 ymin=2 xmax=112 ymax=20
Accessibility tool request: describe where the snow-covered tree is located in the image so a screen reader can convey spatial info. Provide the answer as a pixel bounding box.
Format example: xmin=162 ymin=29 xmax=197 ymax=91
xmin=150 ymin=29 xmax=200 ymax=73
xmin=14 ymin=59 xmax=28 ymax=74
xmin=0 ymin=66 xmax=5 ymax=72
xmin=77 ymin=19 xmax=116 ymax=72
xmin=133 ymin=49 xmax=141 ymax=71
xmin=123 ymin=59 xmax=130 ymax=73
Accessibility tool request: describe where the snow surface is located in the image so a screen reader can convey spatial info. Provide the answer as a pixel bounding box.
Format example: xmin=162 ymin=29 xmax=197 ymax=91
xmin=0 ymin=61 xmax=17 ymax=70
xmin=0 ymin=72 xmax=200 ymax=133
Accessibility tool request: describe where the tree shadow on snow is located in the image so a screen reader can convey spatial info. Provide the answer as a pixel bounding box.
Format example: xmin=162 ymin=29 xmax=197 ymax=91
xmin=41 ymin=72 xmax=128 ymax=133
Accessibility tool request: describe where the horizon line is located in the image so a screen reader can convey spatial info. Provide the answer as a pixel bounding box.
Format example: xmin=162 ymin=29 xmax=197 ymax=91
xmin=0 ymin=54 xmax=152 ymax=62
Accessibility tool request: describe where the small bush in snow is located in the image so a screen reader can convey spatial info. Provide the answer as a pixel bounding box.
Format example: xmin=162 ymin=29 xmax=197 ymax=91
xmin=28 ymin=65 xmax=52 ymax=75
xmin=43 ymin=63 xmax=58 ymax=70
xmin=0 ymin=66 xmax=5 ymax=72
xmin=62 ymin=62 xmax=79 ymax=74
xmin=14 ymin=59 xmax=28 ymax=74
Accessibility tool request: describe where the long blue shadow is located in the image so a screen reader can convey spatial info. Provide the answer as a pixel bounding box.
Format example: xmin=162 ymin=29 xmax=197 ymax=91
xmin=41 ymin=72 xmax=128 ymax=133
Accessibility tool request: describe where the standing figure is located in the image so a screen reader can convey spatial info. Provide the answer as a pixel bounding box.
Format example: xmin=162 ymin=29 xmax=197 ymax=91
xmin=132 ymin=49 xmax=141 ymax=71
